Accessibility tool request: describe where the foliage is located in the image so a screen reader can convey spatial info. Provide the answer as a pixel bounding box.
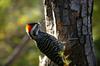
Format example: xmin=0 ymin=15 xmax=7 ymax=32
xmin=0 ymin=0 xmax=99 ymax=66
xmin=93 ymin=0 xmax=100 ymax=65
xmin=0 ymin=0 xmax=42 ymax=66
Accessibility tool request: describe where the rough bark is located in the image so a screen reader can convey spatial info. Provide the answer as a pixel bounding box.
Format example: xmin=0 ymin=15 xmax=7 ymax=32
xmin=40 ymin=0 xmax=96 ymax=66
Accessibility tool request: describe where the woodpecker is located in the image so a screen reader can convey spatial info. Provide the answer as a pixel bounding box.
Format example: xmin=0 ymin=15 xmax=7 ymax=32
xmin=26 ymin=23 xmax=70 ymax=66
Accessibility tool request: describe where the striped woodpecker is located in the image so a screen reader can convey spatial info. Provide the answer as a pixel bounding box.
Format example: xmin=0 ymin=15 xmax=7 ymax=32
xmin=26 ymin=23 xmax=70 ymax=66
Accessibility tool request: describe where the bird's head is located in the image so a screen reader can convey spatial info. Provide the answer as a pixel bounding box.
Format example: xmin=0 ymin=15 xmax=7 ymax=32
xmin=26 ymin=23 xmax=40 ymax=39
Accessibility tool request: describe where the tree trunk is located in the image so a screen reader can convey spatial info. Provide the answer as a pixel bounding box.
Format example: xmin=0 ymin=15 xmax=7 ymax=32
xmin=39 ymin=0 xmax=96 ymax=66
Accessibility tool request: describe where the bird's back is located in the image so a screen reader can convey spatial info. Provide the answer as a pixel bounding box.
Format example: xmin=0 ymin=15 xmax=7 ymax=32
xmin=36 ymin=31 xmax=64 ymax=66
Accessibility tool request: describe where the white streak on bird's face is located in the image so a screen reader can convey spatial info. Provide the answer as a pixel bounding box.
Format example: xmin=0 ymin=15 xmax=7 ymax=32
xmin=26 ymin=23 xmax=40 ymax=40
xmin=30 ymin=24 xmax=38 ymax=36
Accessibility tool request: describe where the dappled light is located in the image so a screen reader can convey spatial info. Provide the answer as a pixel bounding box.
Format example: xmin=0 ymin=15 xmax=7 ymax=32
xmin=0 ymin=0 xmax=42 ymax=66
xmin=0 ymin=0 xmax=99 ymax=66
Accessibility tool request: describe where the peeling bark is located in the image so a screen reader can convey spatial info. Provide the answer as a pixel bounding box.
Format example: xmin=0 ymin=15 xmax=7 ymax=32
xmin=40 ymin=0 xmax=96 ymax=66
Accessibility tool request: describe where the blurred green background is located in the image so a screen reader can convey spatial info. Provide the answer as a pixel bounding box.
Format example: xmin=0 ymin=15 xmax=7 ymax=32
xmin=0 ymin=0 xmax=99 ymax=66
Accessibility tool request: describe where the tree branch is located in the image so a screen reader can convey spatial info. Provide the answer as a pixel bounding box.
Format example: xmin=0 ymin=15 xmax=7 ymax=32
xmin=4 ymin=35 xmax=29 ymax=66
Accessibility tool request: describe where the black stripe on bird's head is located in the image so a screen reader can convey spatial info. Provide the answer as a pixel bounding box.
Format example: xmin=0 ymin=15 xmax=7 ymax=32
xmin=26 ymin=23 xmax=40 ymax=39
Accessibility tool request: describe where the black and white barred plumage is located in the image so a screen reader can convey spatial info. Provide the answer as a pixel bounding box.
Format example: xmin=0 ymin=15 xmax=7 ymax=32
xmin=26 ymin=23 xmax=67 ymax=66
